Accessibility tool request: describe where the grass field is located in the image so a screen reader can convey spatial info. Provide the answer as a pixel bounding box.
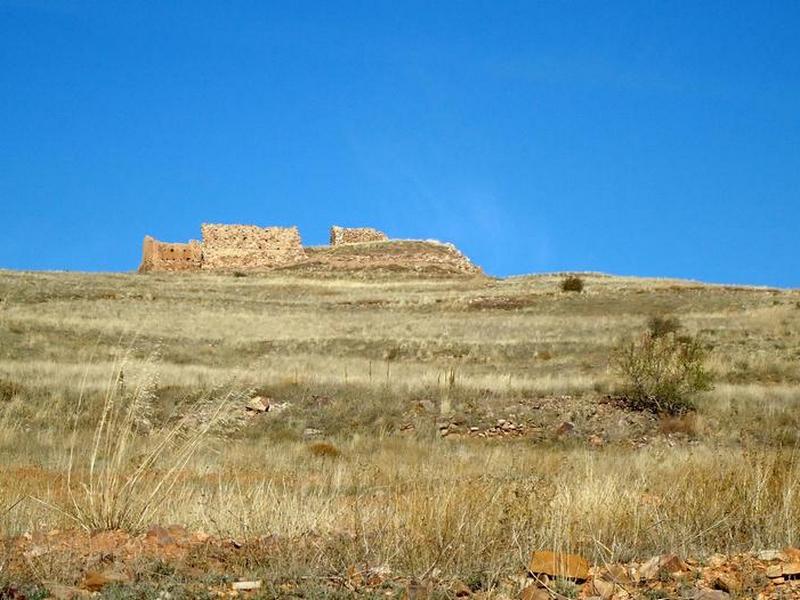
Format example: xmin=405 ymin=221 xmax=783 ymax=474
xmin=1 ymin=268 xmax=799 ymax=597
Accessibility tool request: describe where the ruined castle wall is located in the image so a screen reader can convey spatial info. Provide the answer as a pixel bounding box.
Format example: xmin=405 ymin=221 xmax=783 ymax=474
xmin=200 ymin=224 xmax=305 ymax=271
xmin=329 ymin=226 xmax=388 ymax=246
xmin=138 ymin=236 xmax=203 ymax=273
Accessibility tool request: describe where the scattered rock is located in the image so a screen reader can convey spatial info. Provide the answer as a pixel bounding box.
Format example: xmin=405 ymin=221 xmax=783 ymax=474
xmin=519 ymin=584 xmax=549 ymax=600
xmin=303 ymin=428 xmax=323 ymax=438
xmin=601 ymin=564 xmax=631 ymax=584
xmin=693 ymin=589 xmax=730 ymax=600
xmin=231 ymin=580 xmax=262 ymax=591
xmin=22 ymin=545 xmax=48 ymax=559
xmin=660 ymin=553 xmax=688 ymax=574
xmin=766 ymin=565 xmax=783 ymax=578
xmin=757 ymin=549 xmax=783 ymax=561
xmin=707 ymin=553 xmax=726 ymax=568
xmin=45 ymin=584 xmax=88 ymax=600
xmin=245 ymin=396 xmax=270 ymax=413
xmin=588 ymin=434 xmax=605 ymax=448
xmin=528 ymin=550 xmax=589 ymax=581
xmin=712 ymin=572 xmax=739 ymax=593
xmin=81 ymin=570 xmax=130 ymax=592
xmin=554 ymin=421 xmax=575 ymax=436
xmin=638 ymin=554 xmax=687 ymax=580
xmin=192 ymin=530 xmax=211 ymax=543
xmin=638 ymin=555 xmax=661 ymax=581
xmin=783 ymin=562 xmax=800 ymax=577
xmin=590 ymin=577 xmax=616 ymax=599
xmin=451 ymin=580 xmax=471 ymax=597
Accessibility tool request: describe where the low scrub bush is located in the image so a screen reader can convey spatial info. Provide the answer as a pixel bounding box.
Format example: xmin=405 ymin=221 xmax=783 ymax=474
xmin=560 ymin=275 xmax=584 ymax=293
xmin=647 ymin=315 xmax=682 ymax=339
xmin=0 ymin=378 xmax=23 ymax=402
xmin=613 ymin=332 xmax=713 ymax=415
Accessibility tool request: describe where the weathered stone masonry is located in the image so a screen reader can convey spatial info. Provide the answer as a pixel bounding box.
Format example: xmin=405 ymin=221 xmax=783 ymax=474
xmin=139 ymin=236 xmax=203 ymax=272
xmin=138 ymin=223 xmax=480 ymax=274
xmin=329 ymin=226 xmax=388 ymax=245
xmin=200 ymin=224 xmax=305 ymax=271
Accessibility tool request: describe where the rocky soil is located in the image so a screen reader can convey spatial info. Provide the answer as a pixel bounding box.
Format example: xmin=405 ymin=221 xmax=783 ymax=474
xmin=3 ymin=528 xmax=799 ymax=598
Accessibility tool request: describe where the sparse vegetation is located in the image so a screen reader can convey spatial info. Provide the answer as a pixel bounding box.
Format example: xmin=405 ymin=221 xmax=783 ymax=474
xmin=647 ymin=314 xmax=682 ymax=338
xmin=0 ymin=269 xmax=798 ymax=596
xmin=0 ymin=378 xmax=22 ymax=402
xmin=560 ymin=274 xmax=584 ymax=292
xmin=614 ymin=331 xmax=713 ymax=414
xmin=57 ymin=358 xmax=243 ymax=532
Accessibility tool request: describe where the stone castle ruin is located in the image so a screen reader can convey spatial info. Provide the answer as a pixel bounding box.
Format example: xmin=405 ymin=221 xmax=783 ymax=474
xmin=200 ymin=224 xmax=305 ymax=270
xmin=139 ymin=237 xmax=203 ymax=272
xmin=138 ymin=224 xmax=481 ymax=275
xmin=329 ymin=225 xmax=388 ymax=246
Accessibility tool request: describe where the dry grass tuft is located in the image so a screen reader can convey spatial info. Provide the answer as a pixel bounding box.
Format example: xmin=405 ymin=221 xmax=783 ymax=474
xmin=308 ymin=441 xmax=341 ymax=458
xmin=658 ymin=413 xmax=699 ymax=436
xmin=42 ymin=355 xmax=245 ymax=532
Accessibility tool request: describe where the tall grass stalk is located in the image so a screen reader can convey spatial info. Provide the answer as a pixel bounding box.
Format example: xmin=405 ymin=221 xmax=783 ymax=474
xmin=61 ymin=356 xmax=242 ymax=532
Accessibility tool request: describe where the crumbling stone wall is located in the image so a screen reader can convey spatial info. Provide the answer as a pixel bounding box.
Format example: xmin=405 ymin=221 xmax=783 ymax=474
xmin=200 ymin=224 xmax=305 ymax=271
xmin=329 ymin=226 xmax=388 ymax=246
xmin=138 ymin=236 xmax=203 ymax=273
xmin=138 ymin=222 xmax=481 ymax=275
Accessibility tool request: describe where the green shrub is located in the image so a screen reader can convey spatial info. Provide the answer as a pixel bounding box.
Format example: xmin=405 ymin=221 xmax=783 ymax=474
xmin=613 ymin=332 xmax=712 ymax=415
xmin=560 ymin=275 xmax=584 ymax=293
xmin=647 ymin=315 xmax=682 ymax=338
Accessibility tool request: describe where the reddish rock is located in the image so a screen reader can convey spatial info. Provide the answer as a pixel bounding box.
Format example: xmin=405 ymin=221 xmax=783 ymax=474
xmin=246 ymin=396 xmax=270 ymax=413
xmin=81 ymin=570 xmax=130 ymax=592
xmin=783 ymin=562 xmax=800 ymax=576
xmin=519 ymin=584 xmax=549 ymax=600
xmin=765 ymin=564 xmax=783 ymax=578
xmin=529 ymin=550 xmax=589 ymax=581
xmin=554 ymin=421 xmax=575 ymax=436
xmin=712 ymin=572 xmax=739 ymax=593
xmin=590 ymin=577 xmax=616 ymax=599
xmin=451 ymin=580 xmax=471 ymax=596
xmin=693 ymin=589 xmax=730 ymax=600
xmin=660 ymin=554 xmax=688 ymax=574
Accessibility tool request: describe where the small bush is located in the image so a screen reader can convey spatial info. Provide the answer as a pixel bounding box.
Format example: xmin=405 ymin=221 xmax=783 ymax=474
xmin=232 ymin=271 xmax=247 ymax=278
xmin=0 ymin=379 xmax=23 ymax=402
xmin=560 ymin=275 xmax=584 ymax=293
xmin=613 ymin=332 xmax=713 ymax=415
xmin=647 ymin=315 xmax=682 ymax=338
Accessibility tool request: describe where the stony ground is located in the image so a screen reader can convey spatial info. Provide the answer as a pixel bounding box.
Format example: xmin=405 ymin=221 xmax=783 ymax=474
xmin=3 ymin=526 xmax=800 ymax=598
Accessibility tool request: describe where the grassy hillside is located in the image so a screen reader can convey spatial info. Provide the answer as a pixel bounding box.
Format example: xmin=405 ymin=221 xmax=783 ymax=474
xmin=1 ymin=268 xmax=799 ymax=596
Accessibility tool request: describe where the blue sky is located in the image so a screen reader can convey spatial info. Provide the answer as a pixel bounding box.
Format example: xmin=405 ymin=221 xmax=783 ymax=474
xmin=1 ymin=1 xmax=798 ymax=286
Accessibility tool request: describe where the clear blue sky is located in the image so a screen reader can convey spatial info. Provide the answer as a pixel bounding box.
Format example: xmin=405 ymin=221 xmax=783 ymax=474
xmin=1 ymin=1 xmax=798 ymax=286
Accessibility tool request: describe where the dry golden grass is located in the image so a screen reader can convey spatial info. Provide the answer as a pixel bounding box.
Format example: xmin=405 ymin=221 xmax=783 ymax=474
xmin=1 ymin=268 xmax=799 ymax=588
